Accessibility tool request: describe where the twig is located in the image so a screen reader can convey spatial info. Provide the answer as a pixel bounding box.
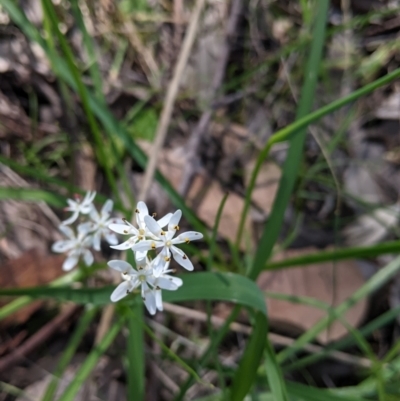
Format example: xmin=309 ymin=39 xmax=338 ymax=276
xmin=162 ymin=303 xmax=373 ymax=369
xmin=138 ymin=0 xmax=206 ymax=202
xmin=178 ymin=0 xmax=243 ymax=197
xmin=0 ymin=305 xmax=79 ymax=372
xmin=122 ymin=19 xmax=160 ymax=80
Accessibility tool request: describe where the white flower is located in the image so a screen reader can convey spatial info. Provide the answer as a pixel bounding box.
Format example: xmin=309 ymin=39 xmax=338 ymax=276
xmin=51 ymin=225 xmax=94 ymax=271
xmin=152 ymin=257 xmax=183 ymax=312
xmin=61 ymin=191 xmax=96 ymax=226
xmin=131 ymin=210 xmax=203 ymax=271
xmin=108 ymin=201 xmax=172 ymax=261
xmin=108 ymin=258 xmax=180 ymax=315
xmin=79 ymin=199 xmax=118 ymax=251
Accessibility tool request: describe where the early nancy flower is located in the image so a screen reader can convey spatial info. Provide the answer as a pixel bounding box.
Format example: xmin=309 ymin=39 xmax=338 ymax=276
xmin=131 ymin=210 xmax=203 ymax=271
xmin=108 ymin=258 xmax=180 ymax=315
xmin=52 ymin=225 xmax=94 ymax=271
xmin=62 ymin=191 xmax=96 ymax=226
xmin=108 ymin=201 xmax=172 ymax=260
xmin=80 ymin=199 xmax=118 ymax=251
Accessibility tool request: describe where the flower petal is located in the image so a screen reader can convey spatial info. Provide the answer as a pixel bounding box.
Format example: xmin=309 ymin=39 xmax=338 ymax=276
xmin=136 ymin=201 xmax=149 ymax=217
xmin=144 ymin=215 xmax=163 ymax=238
xmin=105 ymin=232 xmax=118 ymax=245
xmin=135 ymin=251 xmax=148 ymax=267
xmin=152 ymin=253 xmax=171 ymax=277
xmin=61 ymin=210 xmax=80 ymax=226
xmin=62 ymin=254 xmax=79 ymax=271
xmin=111 ymin=281 xmax=131 ymax=302
xmin=131 ymin=240 xmax=162 ymax=252
xmin=168 ymin=210 xmax=182 ymax=233
xmin=157 ymin=213 xmax=173 ymax=228
xmin=172 ymin=231 xmax=204 ymax=245
xmin=52 ymin=240 xmax=73 ymax=253
xmin=91 ymin=231 xmax=101 ymax=251
xmin=171 ymin=246 xmax=194 ymax=271
xmin=155 ymin=289 xmax=163 ymax=311
xmin=110 ymin=238 xmax=138 ymax=250
xmin=143 ymin=285 xmax=156 ymax=315
xmin=101 ymin=199 xmax=113 ymax=217
xmin=89 ymin=207 xmax=100 ymax=222
xmin=155 ymin=277 xmax=179 ymax=290
xmin=108 ymin=223 xmax=138 ymax=236
xmin=58 ymin=225 xmax=75 ymax=238
xmin=108 ymin=260 xmax=135 ymax=274
xmin=83 ymin=249 xmax=94 ymax=266
xmin=78 ymin=222 xmax=95 ymax=236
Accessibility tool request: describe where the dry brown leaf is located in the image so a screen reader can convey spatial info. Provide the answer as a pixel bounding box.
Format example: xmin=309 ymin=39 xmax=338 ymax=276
xmin=0 ymin=250 xmax=65 ymax=326
xmin=245 ymin=160 xmax=281 ymax=218
xmin=258 ymin=247 xmax=367 ymax=344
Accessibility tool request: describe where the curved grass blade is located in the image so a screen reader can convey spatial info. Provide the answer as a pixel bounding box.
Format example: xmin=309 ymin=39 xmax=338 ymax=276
xmin=57 ymin=316 xmax=124 ymax=401
xmin=265 ymin=240 xmax=400 ymax=270
xmin=284 ymin=306 xmax=400 ymax=373
xmin=42 ymin=306 xmax=98 ymax=401
xmin=41 ymin=0 xmax=120 ymax=204
xmin=0 ymin=187 xmax=65 ymax=207
xmin=264 ymin=335 xmax=289 ymax=401
xmin=244 ymin=0 xmax=330 ymax=280
xmin=0 ymin=272 xmax=270 ymax=400
xmin=277 ymin=254 xmax=400 ymax=364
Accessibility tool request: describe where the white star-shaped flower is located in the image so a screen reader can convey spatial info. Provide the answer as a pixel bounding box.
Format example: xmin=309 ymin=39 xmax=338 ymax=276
xmin=61 ymin=191 xmax=96 ymax=226
xmin=79 ymin=199 xmax=118 ymax=251
xmin=108 ymin=258 xmax=180 ymax=315
xmin=151 ymin=256 xmax=183 ymax=311
xmin=51 ymin=225 xmax=94 ymax=271
xmin=108 ymin=201 xmax=172 ymax=261
xmin=131 ymin=210 xmax=203 ymax=271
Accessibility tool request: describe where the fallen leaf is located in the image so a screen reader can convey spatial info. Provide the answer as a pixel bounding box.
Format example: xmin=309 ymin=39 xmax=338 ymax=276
xmin=258 ymin=247 xmax=367 ymax=343
xmin=0 ymin=250 xmax=65 ymax=326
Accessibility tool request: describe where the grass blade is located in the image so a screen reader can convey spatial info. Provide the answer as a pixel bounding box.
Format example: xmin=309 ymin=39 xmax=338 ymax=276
xmin=126 ymin=304 xmax=145 ymax=401
xmin=57 ymin=316 xmax=124 ymax=401
xmin=277 ymin=254 xmax=400 ymax=363
xmin=246 ymin=0 xmax=330 ymax=280
xmin=42 ymin=306 xmax=98 ymax=401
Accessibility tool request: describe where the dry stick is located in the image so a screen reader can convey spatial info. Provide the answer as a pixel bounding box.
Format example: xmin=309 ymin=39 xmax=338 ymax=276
xmin=178 ymin=0 xmax=243 ymax=197
xmin=0 ymin=305 xmax=79 ymax=372
xmin=123 ymin=19 xmax=160 ymax=80
xmin=138 ymin=0 xmax=207 ymax=202
xmin=162 ymin=303 xmax=372 ymax=369
xmin=91 ymin=1 xmax=206 ymax=379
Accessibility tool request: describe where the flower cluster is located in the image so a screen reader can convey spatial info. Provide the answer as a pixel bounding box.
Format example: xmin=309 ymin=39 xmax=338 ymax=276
xmin=52 ymin=191 xmax=118 ymax=270
xmin=108 ymin=201 xmax=203 ymax=314
xmin=52 ymin=192 xmax=203 ymax=315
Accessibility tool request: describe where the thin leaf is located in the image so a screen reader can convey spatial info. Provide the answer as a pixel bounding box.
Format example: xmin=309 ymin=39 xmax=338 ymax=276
xmin=42 ymin=306 xmax=98 ymax=401
xmin=245 ymin=0 xmax=330 ymax=280
xmin=57 ymin=316 xmax=124 ymax=401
